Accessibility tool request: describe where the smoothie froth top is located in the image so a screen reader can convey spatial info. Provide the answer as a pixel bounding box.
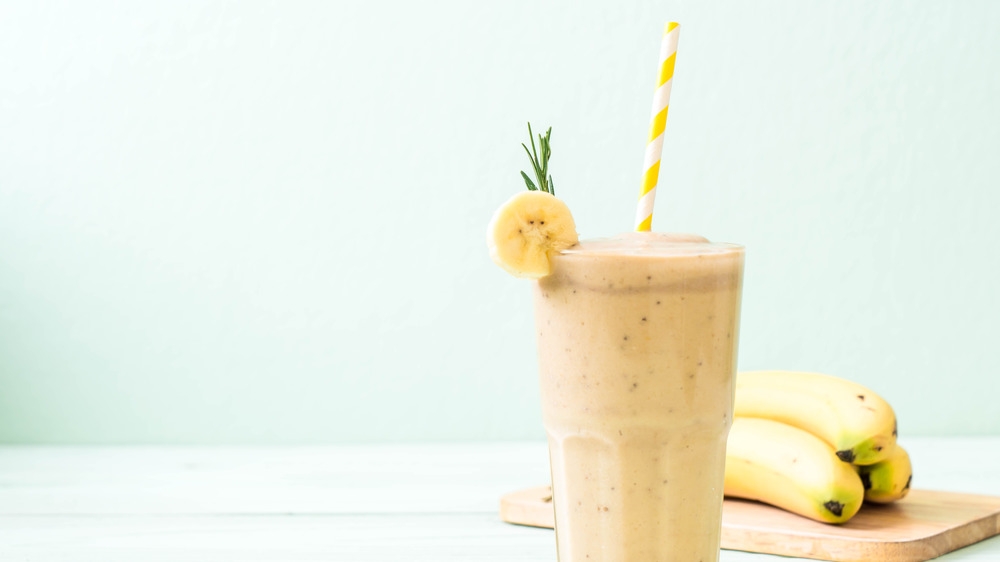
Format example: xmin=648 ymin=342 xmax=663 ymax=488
xmin=559 ymin=232 xmax=743 ymax=258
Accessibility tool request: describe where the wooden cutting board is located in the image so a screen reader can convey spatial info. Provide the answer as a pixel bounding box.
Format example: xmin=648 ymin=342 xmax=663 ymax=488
xmin=500 ymin=486 xmax=1000 ymax=561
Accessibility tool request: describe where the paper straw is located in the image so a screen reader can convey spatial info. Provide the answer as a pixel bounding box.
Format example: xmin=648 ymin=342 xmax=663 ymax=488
xmin=635 ymin=22 xmax=680 ymax=232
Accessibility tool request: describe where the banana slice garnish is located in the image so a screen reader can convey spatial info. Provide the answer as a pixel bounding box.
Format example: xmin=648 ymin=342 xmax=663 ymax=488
xmin=487 ymin=191 xmax=578 ymax=279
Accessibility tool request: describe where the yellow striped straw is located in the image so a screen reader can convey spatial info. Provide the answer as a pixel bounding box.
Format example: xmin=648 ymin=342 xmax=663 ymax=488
xmin=635 ymin=22 xmax=680 ymax=232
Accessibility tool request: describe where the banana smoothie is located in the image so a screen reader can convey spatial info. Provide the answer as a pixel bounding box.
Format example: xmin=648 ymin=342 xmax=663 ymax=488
xmin=534 ymin=232 xmax=744 ymax=561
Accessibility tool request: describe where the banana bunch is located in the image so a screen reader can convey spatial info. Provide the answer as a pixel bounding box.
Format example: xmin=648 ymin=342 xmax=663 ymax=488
xmin=725 ymin=370 xmax=913 ymax=524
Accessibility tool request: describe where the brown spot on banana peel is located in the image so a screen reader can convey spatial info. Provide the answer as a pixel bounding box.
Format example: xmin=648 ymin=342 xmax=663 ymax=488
xmin=893 ymin=421 xmax=898 ymax=438
xmin=857 ymin=394 xmax=865 ymax=401
xmin=904 ymin=475 xmax=912 ymax=491
xmin=824 ymin=500 xmax=845 ymax=517
xmin=836 ymin=449 xmax=856 ymax=463
xmin=840 ymin=434 xmax=897 ymax=465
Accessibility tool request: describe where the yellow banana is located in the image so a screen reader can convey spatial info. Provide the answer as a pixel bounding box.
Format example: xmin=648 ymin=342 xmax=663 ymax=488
xmin=856 ymin=445 xmax=912 ymax=503
xmin=726 ymin=417 xmax=865 ymax=524
xmin=735 ymin=370 xmax=897 ymax=465
xmin=487 ymin=191 xmax=578 ymax=279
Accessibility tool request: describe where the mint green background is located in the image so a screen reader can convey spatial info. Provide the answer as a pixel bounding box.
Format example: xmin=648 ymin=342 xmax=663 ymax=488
xmin=1 ymin=1 xmax=998 ymax=443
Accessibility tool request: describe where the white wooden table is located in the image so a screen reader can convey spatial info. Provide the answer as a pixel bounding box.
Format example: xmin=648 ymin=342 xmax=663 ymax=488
xmin=0 ymin=439 xmax=998 ymax=561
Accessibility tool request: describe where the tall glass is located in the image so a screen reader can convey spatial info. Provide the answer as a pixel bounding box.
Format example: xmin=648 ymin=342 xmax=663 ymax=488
xmin=533 ymin=232 xmax=744 ymax=561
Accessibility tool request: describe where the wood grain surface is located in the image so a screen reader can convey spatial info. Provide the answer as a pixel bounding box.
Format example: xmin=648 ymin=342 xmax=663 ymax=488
xmin=500 ymin=486 xmax=1000 ymax=562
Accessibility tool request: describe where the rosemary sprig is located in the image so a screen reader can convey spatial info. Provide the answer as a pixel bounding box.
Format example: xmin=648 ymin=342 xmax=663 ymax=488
xmin=520 ymin=122 xmax=555 ymax=195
